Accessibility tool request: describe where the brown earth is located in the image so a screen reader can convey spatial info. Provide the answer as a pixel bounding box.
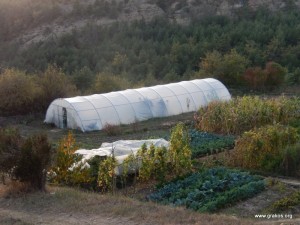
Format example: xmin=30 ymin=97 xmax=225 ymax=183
xmin=1 ymin=184 xmax=300 ymax=225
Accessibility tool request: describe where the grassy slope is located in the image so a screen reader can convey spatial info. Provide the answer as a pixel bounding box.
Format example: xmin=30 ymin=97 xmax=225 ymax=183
xmin=0 ymin=185 xmax=275 ymax=225
xmin=2 ymin=184 xmax=300 ymax=225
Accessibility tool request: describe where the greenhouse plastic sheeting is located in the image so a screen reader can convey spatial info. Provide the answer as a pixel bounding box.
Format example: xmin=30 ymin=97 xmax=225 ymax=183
xmin=75 ymin=139 xmax=169 ymax=175
xmin=45 ymin=78 xmax=231 ymax=131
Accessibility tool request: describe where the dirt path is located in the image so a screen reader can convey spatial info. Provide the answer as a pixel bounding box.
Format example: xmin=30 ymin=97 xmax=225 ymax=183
xmin=0 ymin=209 xmax=140 ymax=225
xmin=276 ymin=177 xmax=300 ymax=186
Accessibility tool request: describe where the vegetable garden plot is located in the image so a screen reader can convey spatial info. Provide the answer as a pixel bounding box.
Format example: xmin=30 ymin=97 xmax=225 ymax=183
xmin=148 ymin=167 xmax=265 ymax=212
xmin=189 ymin=130 xmax=235 ymax=158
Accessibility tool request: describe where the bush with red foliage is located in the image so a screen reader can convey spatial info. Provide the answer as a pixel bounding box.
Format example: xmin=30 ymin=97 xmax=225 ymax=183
xmin=243 ymin=62 xmax=286 ymax=90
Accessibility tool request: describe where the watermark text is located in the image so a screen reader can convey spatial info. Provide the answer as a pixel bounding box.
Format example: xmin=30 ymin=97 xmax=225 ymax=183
xmin=254 ymin=213 xmax=293 ymax=219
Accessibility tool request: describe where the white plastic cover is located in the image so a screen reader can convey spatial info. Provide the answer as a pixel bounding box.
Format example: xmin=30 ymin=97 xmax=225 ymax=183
xmin=45 ymin=78 xmax=231 ymax=131
xmin=75 ymin=139 xmax=169 ymax=175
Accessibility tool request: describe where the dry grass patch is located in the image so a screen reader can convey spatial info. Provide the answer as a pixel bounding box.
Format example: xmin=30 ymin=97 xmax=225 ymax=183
xmin=1 ymin=181 xmax=36 ymax=198
xmin=0 ymin=185 xmax=259 ymax=225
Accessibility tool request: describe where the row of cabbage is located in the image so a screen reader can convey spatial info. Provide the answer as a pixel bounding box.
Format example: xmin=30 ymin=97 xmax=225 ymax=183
xmin=148 ymin=167 xmax=265 ymax=212
xmin=189 ymin=129 xmax=235 ymax=157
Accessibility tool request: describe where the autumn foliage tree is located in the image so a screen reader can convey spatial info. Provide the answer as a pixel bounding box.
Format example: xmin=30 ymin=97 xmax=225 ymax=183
xmin=243 ymin=67 xmax=267 ymax=90
xmin=38 ymin=65 xmax=77 ymax=109
xmin=49 ymin=132 xmax=92 ymax=186
xmin=198 ymin=49 xmax=249 ymax=86
xmin=243 ymin=62 xmax=286 ymax=90
xmin=0 ymin=65 xmax=78 ymax=115
xmin=0 ymin=69 xmax=40 ymax=115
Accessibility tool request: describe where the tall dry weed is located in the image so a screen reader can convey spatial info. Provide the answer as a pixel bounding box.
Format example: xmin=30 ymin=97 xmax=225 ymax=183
xmin=196 ymin=96 xmax=300 ymax=135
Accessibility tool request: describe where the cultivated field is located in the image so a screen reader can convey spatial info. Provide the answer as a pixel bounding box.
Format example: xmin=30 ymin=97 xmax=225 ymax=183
xmin=1 ymin=110 xmax=300 ymax=225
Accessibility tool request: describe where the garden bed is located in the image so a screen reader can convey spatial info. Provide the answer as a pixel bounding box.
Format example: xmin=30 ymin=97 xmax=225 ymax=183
xmin=148 ymin=167 xmax=265 ymax=212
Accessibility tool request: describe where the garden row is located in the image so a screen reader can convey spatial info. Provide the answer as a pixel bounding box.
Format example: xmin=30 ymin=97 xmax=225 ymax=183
xmin=148 ymin=167 xmax=265 ymax=212
xmin=189 ymin=129 xmax=235 ymax=158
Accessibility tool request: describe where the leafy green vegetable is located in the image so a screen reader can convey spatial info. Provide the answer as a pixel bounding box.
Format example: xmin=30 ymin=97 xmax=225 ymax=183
xmin=148 ymin=167 xmax=265 ymax=212
xmin=189 ymin=130 xmax=235 ymax=158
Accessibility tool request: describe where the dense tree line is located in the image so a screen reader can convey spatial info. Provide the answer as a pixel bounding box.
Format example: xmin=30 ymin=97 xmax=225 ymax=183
xmin=0 ymin=5 xmax=300 ymax=116
xmin=0 ymin=6 xmax=299 ymax=90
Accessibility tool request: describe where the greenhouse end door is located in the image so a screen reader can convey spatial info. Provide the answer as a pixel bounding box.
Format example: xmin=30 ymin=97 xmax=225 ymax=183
xmin=62 ymin=107 xmax=67 ymax=129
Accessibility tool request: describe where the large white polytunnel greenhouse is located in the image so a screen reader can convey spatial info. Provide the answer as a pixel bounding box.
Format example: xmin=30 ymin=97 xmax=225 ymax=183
xmin=44 ymin=78 xmax=231 ymax=132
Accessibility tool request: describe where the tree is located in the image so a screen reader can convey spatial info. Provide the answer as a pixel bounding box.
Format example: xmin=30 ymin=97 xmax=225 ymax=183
xmin=221 ymin=49 xmax=250 ymax=86
xmin=92 ymin=72 xmax=130 ymax=93
xmin=199 ymin=50 xmax=223 ymax=77
xmin=243 ymin=67 xmax=267 ymax=90
xmin=0 ymin=128 xmax=23 ymax=179
xmin=0 ymin=69 xmax=40 ymax=115
xmin=264 ymin=61 xmax=286 ymax=89
xmin=38 ymin=65 xmax=77 ymax=109
xmin=111 ymin=52 xmax=128 ymax=74
xmin=199 ymin=49 xmax=249 ymax=86
xmin=0 ymin=128 xmax=51 ymax=191
xmin=243 ymin=62 xmax=286 ymax=90
xmin=285 ymin=68 xmax=300 ymax=85
xmin=72 ymin=66 xmax=94 ymax=92
xmin=14 ymin=135 xmax=51 ymax=191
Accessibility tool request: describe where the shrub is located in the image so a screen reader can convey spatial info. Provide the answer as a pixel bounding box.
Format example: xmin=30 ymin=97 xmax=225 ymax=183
xmin=97 ymin=155 xmax=117 ymax=193
xmin=0 ymin=128 xmax=51 ymax=191
xmin=137 ymin=144 xmax=169 ymax=182
xmin=199 ymin=49 xmax=249 ymax=86
xmin=288 ymin=118 xmax=300 ymax=134
xmin=169 ymin=122 xmax=192 ymax=176
xmin=243 ymin=62 xmax=286 ymax=90
xmin=280 ymin=143 xmax=300 ymax=177
xmin=14 ymin=134 xmax=51 ymax=191
xmin=49 ymin=132 xmax=92 ymax=186
xmin=264 ymin=61 xmax=286 ymax=89
xmin=121 ymin=153 xmax=138 ymax=188
xmin=103 ymin=123 xmax=121 ymax=136
xmin=137 ymin=123 xmax=192 ymax=182
xmin=137 ymin=143 xmax=156 ymax=182
xmin=231 ymin=124 xmax=299 ymax=173
xmin=87 ymin=155 xmax=103 ymax=190
xmin=72 ymin=66 xmax=94 ymax=92
xmin=196 ymin=96 xmax=300 ymax=135
xmin=285 ymin=68 xmax=300 ymax=85
xmin=243 ymin=67 xmax=267 ymax=90
xmin=265 ymin=190 xmax=300 ymax=213
xmin=38 ymin=65 xmax=77 ymax=110
xmin=0 ymin=128 xmax=23 ymax=175
xmin=112 ymin=123 xmax=193 ymax=185
xmin=0 ymin=69 xmax=40 ymax=115
xmin=92 ymin=72 xmax=130 ymax=94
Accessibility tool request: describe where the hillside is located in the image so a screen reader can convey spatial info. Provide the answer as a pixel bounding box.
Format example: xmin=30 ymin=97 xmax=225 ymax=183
xmin=0 ymin=0 xmax=300 ymax=116
xmin=1 ymin=0 xmax=300 ymax=48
